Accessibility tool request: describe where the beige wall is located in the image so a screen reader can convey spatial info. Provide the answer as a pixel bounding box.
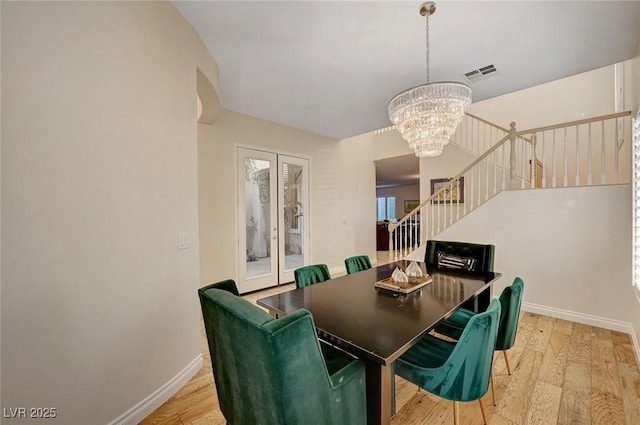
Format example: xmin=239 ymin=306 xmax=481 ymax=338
xmin=372 ymin=129 xmax=413 ymax=161
xmin=1 ymin=2 xmax=219 ymax=424
xmin=469 ymin=65 xmax=616 ymax=130
xmin=198 ymin=109 xmax=377 ymax=284
xmin=438 ymin=185 xmax=634 ymax=328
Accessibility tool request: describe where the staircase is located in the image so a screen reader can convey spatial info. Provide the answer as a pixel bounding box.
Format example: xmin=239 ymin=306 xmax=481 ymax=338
xmin=387 ymin=110 xmax=633 ymax=260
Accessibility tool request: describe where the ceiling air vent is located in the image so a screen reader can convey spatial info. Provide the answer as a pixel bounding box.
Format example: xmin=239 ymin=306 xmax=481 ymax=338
xmin=464 ymin=64 xmax=499 ymax=83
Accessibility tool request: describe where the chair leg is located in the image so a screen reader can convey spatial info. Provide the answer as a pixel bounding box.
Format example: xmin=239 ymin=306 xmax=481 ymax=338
xmin=503 ymin=350 xmax=512 ymax=375
xmin=490 ymin=370 xmax=496 ymax=406
xmin=478 ymin=398 xmax=488 ymax=425
xmin=453 ymin=401 xmax=460 ymax=425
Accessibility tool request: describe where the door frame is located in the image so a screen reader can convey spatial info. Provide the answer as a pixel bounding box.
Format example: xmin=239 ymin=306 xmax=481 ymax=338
xmin=235 ymin=145 xmax=311 ymax=293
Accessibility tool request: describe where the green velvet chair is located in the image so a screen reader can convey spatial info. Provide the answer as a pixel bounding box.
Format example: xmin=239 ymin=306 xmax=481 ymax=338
xmin=434 ymin=277 xmax=525 ymax=404
xmin=344 ymin=255 xmax=372 ymax=274
xmin=199 ymin=280 xmax=367 ymax=425
xmin=294 ymin=264 xmax=331 ymax=288
xmin=394 ymin=299 xmax=501 ymax=425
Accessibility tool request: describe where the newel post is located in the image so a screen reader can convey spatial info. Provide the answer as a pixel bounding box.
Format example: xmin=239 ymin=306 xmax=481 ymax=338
xmin=509 ymin=121 xmax=518 ymax=189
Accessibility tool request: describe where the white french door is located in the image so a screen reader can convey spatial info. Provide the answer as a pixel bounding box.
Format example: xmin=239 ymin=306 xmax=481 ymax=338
xmin=237 ymin=148 xmax=309 ymax=293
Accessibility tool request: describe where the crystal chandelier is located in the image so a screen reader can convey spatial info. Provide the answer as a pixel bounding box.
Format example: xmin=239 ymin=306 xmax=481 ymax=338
xmin=388 ymin=2 xmax=472 ymax=157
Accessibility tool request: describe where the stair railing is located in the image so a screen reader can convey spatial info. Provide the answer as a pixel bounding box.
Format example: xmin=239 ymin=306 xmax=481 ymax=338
xmin=453 ymin=112 xmax=532 ymax=156
xmin=388 ymin=110 xmax=633 ymax=260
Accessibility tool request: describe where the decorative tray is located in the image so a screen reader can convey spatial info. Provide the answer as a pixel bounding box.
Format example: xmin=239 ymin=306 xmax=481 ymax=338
xmin=374 ymin=275 xmax=432 ymax=294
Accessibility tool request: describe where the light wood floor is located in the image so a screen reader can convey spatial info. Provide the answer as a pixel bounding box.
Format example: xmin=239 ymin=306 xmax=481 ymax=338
xmin=142 ymin=264 xmax=640 ymax=425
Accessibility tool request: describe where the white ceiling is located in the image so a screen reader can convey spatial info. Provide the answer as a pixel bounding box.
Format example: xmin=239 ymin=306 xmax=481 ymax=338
xmin=173 ymin=1 xmax=640 ymax=140
xmin=376 ymin=154 xmax=420 ymax=187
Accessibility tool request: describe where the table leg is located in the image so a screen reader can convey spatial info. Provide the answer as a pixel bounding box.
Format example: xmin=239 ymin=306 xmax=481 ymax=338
xmin=462 ymin=283 xmax=492 ymax=313
xmin=365 ymin=361 xmax=392 ymax=425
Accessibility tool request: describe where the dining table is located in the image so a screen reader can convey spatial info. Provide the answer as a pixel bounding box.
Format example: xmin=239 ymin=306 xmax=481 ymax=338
xmin=257 ymin=260 xmax=502 ymax=425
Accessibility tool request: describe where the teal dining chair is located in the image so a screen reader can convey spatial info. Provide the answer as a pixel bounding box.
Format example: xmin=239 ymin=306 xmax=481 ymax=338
xmin=435 ymin=277 xmax=525 ymax=404
xmin=394 ymin=299 xmax=501 ymax=425
xmin=294 ymin=264 xmax=331 ymax=288
xmin=199 ymin=279 xmax=367 ymax=425
xmin=344 ymin=255 xmax=372 ymax=274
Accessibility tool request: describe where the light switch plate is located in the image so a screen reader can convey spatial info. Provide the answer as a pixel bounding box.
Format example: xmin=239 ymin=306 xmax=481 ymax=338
xmin=178 ymin=232 xmax=191 ymax=250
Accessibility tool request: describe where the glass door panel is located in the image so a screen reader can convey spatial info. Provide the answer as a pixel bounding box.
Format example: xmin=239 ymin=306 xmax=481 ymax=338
xmin=238 ymin=148 xmax=278 ymax=293
xmin=278 ymin=155 xmax=309 ymax=284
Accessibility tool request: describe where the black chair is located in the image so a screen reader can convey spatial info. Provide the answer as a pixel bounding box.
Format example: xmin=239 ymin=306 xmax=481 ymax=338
xmin=424 ymin=239 xmax=495 ymax=274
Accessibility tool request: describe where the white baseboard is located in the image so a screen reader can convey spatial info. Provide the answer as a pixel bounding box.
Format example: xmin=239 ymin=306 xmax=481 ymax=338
xmin=330 ymin=266 xmax=346 ymax=276
xmin=107 ymin=354 xmax=203 ymax=425
xmin=521 ymin=301 xmax=640 ymax=368
xmin=521 ymin=301 xmax=634 ymax=334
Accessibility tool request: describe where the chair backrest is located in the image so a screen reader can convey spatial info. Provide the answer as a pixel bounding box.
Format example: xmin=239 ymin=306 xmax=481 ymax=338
xmin=294 ymin=264 xmax=331 ymax=288
xmin=496 ymin=277 xmax=525 ymax=351
xmin=439 ymin=299 xmax=501 ymax=402
xmin=344 ymin=255 xmax=372 ymax=274
xmin=424 ymin=240 xmax=495 ymax=274
xmin=199 ymin=280 xmax=350 ymax=425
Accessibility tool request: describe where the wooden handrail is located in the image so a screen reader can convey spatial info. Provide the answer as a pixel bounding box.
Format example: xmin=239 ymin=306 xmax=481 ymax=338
xmin=516 ymin=111 xmax=632 ymax=136
xmin=390 ymin=133 xmax=511 ymax=229
xmin=465 ymin=112 xmax=532 ymax=144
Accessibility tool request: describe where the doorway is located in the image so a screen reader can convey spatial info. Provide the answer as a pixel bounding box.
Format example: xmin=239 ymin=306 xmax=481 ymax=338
xmin=237 ymin=148 xmax=310 ymax=293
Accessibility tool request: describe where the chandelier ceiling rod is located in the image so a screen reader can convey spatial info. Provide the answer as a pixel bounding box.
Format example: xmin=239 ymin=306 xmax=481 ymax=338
xmin=422 ymin=2 xmax=434 ymax=83
xmin=387 ymin=1 xmax=472 ymax=158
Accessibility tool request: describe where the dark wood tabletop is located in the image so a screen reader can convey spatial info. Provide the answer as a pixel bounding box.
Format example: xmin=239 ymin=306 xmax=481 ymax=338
xmin=257 ymin=260 xmax=501 ymax=365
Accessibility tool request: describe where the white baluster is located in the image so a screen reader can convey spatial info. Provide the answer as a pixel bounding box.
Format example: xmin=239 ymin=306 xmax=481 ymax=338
xmin=521 ymin=138 xmax=526 ymax=189
xmin=445 ymin=196 xmax=448 ymax=231
xmin=587 ymin=123 xmax=593 ymax=185
xmin=463 ymin=175 xmax=467 ymax=215
xmin=502 ymin=144 xmax=507 ymax=190
xmin=448 ymin=188 xmax=452 ymax=227
xmin=432 ymin=202 xmax=436 ymax=236
xmin=615 ymin=117 xmax=620 ymax=183
xmin=467 ymin=118 xmax=471 ymax=152
xmin=470 ymin=171 xmax=474 ymax=210
xmin=477 ymin=164 xmax=481 ymax=206
xmin=509 ymin=122 xmax=517 ymax=189
xmin=575 ymin=125 xmax=580 ymax=186
xmin=531 ymin=134 xmax=536 ymax=188
xmin=552 ymin=130 xmax=557 ymax=187
xmin=493 ymin=150 xmax=497 ymax=194
xmin=563 ymin=127 xmax=568 ymax=187
xmin=601 ymin=121 xmax=606 ymax=184
xmin=436 ymin=197 xmax=440 ymax=234
xmin=456 ymin=179 xmax=461 ymax=220
xmin=484 ymin=122 xmax=488 ymax=152
xmin=475 ymin=119 xmax=479 ymax=153
xmin=416 ymin=212 xmax=419 ymax=249
xmin=541 ymin=131 xmax=546 ymax=188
